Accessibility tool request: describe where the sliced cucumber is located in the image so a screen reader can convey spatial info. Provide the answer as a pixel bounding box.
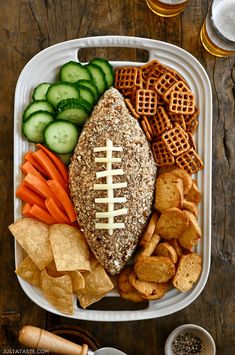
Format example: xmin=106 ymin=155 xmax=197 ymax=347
xmin=44 ymin=120 xmax=80 ymax=154
xmin=32 ymin=83 xmax=51 ymax=100
xmin=86 ymin=63 xmax=107 ymax=95
xmin=56 ymin=98 xmax=90 ymax=125
xmin=23 ymin=100 xmax=54 ymax=121
xmin=57 ymin=152 xmax=73 ymax=166
xmin=22 ymin=111 xmax=54 ymax=143
xmin=76 ymin=79 xmax=99 ymax=101
xmin=46 ymin=82 xmax=79 ymax=108
xmin=76 ymin=85 xmax=95 ymax=107
xmin=60 ymin=61 xmax=92 ymax=83
xmin=90 ymin=58 xmax=114 ymax=88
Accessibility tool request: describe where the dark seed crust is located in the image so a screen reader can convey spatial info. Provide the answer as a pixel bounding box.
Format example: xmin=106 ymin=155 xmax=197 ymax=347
xmin=69 ymin=88 xmax=157 ymax=275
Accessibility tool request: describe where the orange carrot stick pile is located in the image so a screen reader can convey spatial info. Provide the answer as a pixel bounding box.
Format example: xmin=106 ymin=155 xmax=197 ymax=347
xmin=16 ymin=145 xmax=77 ymax=225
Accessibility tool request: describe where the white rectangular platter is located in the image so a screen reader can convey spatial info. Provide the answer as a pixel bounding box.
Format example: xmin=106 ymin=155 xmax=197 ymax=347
xmin=14 ymin=36 xmax=212 ymax=321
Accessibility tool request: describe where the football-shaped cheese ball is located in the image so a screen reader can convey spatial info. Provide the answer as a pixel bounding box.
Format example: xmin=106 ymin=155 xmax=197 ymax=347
xmin=69 ymin=88 xmax=157 ymax=275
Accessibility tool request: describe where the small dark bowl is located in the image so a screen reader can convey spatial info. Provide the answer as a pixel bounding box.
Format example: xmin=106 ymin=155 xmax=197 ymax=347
xmin=48 ymin=324 xmax=100 ymax=352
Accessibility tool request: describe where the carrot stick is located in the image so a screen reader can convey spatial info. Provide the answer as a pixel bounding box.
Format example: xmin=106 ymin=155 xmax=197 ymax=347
xmin=24 ymin=152 xmax=48 ymax=176
xmin=32 ymin=150 xmax=66 ymax=189
xmin=21 ymin=161 xmax=46 ymax=181
xmin=22 ymin=203 xmax=33 ymax=218
xmin=29 ymin=204 xmax=57 ymax=225
xmin=16 ymin=184 xmax=45 ymax=208
xmin=36 ymin=144 xmax=68 ymax=183
xmin=47 ymin=179 xmax=77 ymax=222
xmin=24 ymin=173 xmax=55 ymax=199
xmin=45 ymin=198 xmax=71 ymax=224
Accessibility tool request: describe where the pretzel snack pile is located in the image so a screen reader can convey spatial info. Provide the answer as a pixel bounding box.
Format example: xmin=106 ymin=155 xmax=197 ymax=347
xmin=115 ymin=60 xmax=204 ymax=302
xmin=115 ymin=60 xmax=204 ymax=175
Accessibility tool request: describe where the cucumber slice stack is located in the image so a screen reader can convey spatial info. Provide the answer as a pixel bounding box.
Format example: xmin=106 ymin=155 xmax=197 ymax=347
xmin=22 ymin=57 xmax=114 ymax=159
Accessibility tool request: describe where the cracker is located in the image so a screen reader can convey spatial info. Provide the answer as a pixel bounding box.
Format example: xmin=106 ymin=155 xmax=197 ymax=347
xmin=129 ymin=270 xmax=167 ymax=300
xmin=156 ymin=207 xmax=189 ymax=239
xmin=139 ymin=211 xmax=159 ymax=247
xmin=137 ymin=232 xmax=161 ymax=259
xmin=172 ymin=253 xmax=202 ymax=292
xmin=155 ymin=172 xmax=184 ymax=212
xmin=171 ymin=167 xmax=193 ymax=194
xmin=178 ymin=210 xmax=201 ymax=249
xmin=117 ymin=266 xmax=136 ymax=294
xmin=155 ymin=242 xmax=178 ymax=264
xmin=134 ymin=255 xmax=175 ymax=283
xmin=182 ymin=200 xmax=199 ymax=217
xmin=185 ymin=180 xmax=201 ymax=204
xmin=167 ymin=239 xmax=184 ymax=258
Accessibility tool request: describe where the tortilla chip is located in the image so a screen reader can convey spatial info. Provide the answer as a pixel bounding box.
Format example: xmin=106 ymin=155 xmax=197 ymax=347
xmin=49 ymin=224 xmax=90 ymax=272
xmin=46 ymin=260 xmax=84 ymax=291
xmin=68 ymin=270 xmax=85 ymax=291
xmin=46 ymin=260 xmax=64 ymax=278
xmin=9 ymin=218 xmax=53 ymax=269
xmin=40 ymin=269 xmax=73 ymax=315
xmin=76 ymin=257 xmax=114 ymax=309
xmin=15 ymin=256 xmax=41 ymax=287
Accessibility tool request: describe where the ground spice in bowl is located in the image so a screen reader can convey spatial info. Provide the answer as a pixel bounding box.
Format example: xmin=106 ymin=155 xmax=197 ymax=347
xmin=172 ymin=332 xmax=204 ymax=354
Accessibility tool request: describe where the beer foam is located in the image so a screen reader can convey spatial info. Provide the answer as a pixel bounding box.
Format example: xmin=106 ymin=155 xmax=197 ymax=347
xmin=212 ymin=0 xmax=235 ymax=42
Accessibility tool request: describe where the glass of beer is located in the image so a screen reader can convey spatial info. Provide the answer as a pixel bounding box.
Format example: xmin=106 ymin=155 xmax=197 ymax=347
xmin=200 ymin=0 xmax=235 ymax=57
xmin=146 ymin=0 xmax=189 ymax=17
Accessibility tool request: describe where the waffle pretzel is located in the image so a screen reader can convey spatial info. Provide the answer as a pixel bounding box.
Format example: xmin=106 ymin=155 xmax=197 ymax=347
xmin=148 ymin=62 xmax=169 ymax=80
xmin=155 ymin=72 xmax=177 ymax=96
xmin=146 ymin=76 xmax=157 ymax=91
xmin=152 ymin=139 xmax=175 ymax=166
xmin=141 ymin=116 xmax=154 ymax=141
xmin=115 ymin=67 xmax=143 ymax=90
xmin=163 ymin=80 xmax=191 ymax=104
xmin=141 ymin=60 xmax=162 ymax=81
xmin=149 ymin=106 xmax=172 ymax=137
xmin=185 ymin=115 xmax=199 ymax=133
xmin=162 ymin=123 xmax=190 ymax=157
xmin=124 ymin=98 xmax=140 ymax=119
xmin=168 ymin=112 xmax=186 ymax=131
xmin=169 ymin=90 xmax=195 ymax=115
xmin=135 ymin=89 xmax=157 ymax=116
xmin=176 ymin=148 xmax=204 ymax=175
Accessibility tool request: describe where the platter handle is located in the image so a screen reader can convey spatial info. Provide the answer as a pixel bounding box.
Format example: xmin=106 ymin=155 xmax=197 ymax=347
xmin=70 ymin=35 xmax=160 ymax=60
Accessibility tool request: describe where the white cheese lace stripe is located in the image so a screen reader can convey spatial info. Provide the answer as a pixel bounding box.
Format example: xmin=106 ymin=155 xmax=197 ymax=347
xmin=95 ymin=223 xmax=125 ymax=230
xmin=94 ymin=182 xmax=127 ymax=190
xmin=95 ymin=157 xmax=122 ymax=163
xmin=94 ymin=146 xmax=123 ymax=152
xmin=96 ymin=208 xmax=128 ymax=218
xmin=96 ymin=169 xmax=124 ymax=178
xmin=95 ymin=197 xmax=127 ymax=204
xmin=94 ymin=139 xmax=127 ymax=235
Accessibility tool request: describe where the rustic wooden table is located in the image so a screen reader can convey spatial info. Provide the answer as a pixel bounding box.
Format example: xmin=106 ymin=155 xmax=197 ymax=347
xmin=0 ymin=1 xmax=234 ymax=354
